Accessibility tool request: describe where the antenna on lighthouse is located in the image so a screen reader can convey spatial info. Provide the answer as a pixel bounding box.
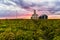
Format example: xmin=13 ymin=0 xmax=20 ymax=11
xmin=16 ymin=10 xmax=17 ymax=19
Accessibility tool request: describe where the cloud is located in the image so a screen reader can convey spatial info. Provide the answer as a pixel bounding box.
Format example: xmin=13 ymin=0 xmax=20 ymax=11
xmin=0 ymin=0 xmax=60 ymax=18
xmin=21 ymin=0 xmax=60 ymax=15
xmin=0 ymin=0 xmax=29 ymax=17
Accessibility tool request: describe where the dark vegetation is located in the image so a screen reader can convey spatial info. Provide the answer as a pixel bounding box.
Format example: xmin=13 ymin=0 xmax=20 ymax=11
xmin=0 ymin=19 xmax=60 ymax=40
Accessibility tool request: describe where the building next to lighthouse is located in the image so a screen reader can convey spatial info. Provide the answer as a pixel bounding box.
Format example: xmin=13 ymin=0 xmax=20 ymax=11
xmin=39 ymin=14 xmax=48 ymax=19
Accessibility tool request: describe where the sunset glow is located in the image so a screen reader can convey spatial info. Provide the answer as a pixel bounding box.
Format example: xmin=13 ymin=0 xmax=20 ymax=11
xmin=0 ymin=0 xmax=60 ymax=19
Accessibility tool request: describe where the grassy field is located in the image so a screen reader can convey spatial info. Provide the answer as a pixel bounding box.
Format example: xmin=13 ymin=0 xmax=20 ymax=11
xmin=0 ymin=19 xmax=60 ymax=40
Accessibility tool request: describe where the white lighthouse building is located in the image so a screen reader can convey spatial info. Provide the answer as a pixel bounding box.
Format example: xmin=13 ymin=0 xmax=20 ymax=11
xmin=31 ymin=10 xmax=38 ymax=19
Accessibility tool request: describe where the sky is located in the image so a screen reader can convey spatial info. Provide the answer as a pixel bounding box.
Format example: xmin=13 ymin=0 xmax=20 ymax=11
xmin=0 ymin=0 xmax=60 ymax=19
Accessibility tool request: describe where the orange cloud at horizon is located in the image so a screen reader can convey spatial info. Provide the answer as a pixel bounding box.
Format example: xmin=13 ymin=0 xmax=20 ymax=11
xmin=0 ymin=15 xmax=60 ymax=19
xmin=48 ymin=15 xmax=60 ymax=19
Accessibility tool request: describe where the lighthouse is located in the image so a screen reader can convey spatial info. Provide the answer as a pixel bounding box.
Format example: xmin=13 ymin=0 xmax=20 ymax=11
xmin=31 ymin=10 xmax=38 ymax=19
